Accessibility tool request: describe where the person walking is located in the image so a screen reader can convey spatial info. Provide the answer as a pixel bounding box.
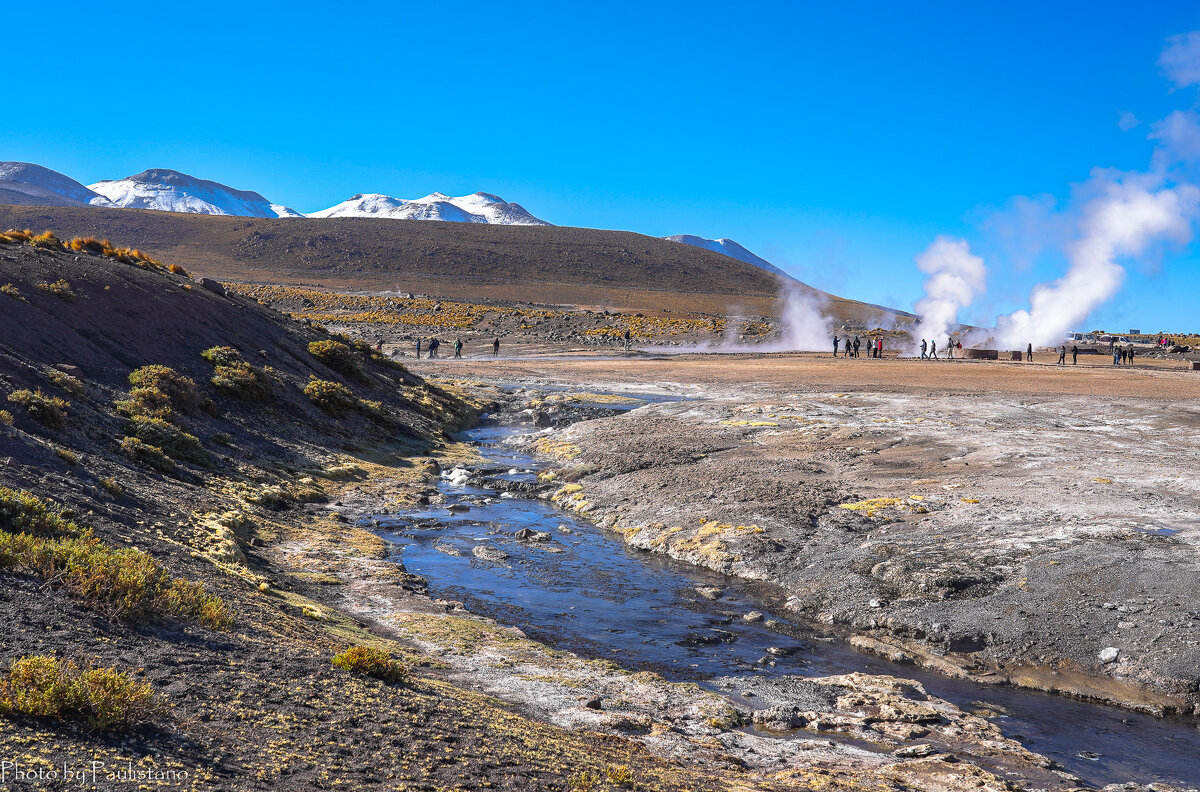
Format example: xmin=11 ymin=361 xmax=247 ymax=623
xmin=428 ymin=338 xmax=440 ymax=359
xmin=1072 ymin=344 xmax=1079 ymax=365
xmin=453 ymin=338 xmax=463 ymax=359
xmin=492 ymin=337 xmax=500 ymax=356
xmin=920 ymin=339 xmax=928 ymax=359
xmin=1026 ymin=343 xmax=1034 ymax=363
xmin=833 ymin=335 xmax=840 ymax=356
xmin=623 ymin=328 xmax=631 ymax=351
xmin=946 ymin=337 xmax=954 ymax=359
xmin=415 ymin=338 xmax=423 ymax=360
xmin=1058 ymin=346 xmax=1066 ymax=365
xmin=930 ymin=339 xmax=938 ymax=360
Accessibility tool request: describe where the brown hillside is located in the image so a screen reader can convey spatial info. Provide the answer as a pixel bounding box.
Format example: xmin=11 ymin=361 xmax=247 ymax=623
xmin=0 ymin=203 xmax=910 ymax=323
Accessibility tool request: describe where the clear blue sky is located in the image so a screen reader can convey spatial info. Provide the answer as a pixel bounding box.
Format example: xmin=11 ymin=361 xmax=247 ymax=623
xmin=5 ymin=1 xmax=1200 ymax=332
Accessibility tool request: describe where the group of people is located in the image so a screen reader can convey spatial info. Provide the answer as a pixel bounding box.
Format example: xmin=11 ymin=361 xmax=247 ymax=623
xmin=413 ymin=337 xmax=502 ymax=359
xmin=917 ymin=337 xmax=962 ymax=360
xmin=1111 ymin=342 xmax=1136 ymax=365
xmin=832 ymin=335 xmax=884 ymax=358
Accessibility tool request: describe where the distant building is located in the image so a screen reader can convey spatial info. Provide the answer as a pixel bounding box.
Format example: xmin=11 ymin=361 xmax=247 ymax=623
xmin=1129 ymin=329 xmax=1141 ymax=335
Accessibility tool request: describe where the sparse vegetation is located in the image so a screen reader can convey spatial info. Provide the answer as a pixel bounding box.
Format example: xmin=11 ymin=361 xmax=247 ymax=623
xmin=35 ymin=278 xmax=77 ymax=302
xmin=304 ymin=377 xmax=358 ymax=416
xmin=0 ymin=283 xmax=23 ymax=300
xmin=99 ymin=477 xmax=125 ymax=497
xmin=0 ymin=487 xmax=232 ymax=628
xmin=331 ymin=646 xmax=407 ymax=683
xmin=54 ymin=448 xmax=78 ymax=466
xmin=0 ymin=410 xmax=12 ymax=427
xmin=0 ymin=655 xmax=160 ymax=731
xmin=125 ymin=416 xmax=209 ymax=465
xmin=6 ymin=389 xmax=68 ymax=428
xmin=126 ymin=365 xmax=198 ymax=412
xmin=118 ymin=436 xmax=176 ymax=474
xmin=30 ymin=231 xmax=62 ymax=250
xmin=568 ymin=771 xmax=602 ymax=791
xmin=66 ymin=235 xmax=178 ymax=273
xmin=605 ymin=765 xmax=635 ymax=788
xmin=203 ymin=347 xmax=270 ymax=399
xmin=45 ymin=369 xmax=83 ymax=396
xmin=308 ymin=340 xmax=366 ymax=381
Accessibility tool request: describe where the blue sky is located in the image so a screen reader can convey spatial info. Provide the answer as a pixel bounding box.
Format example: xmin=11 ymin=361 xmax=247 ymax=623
xmin=5 ymin=1 xmax=1200 ymax=332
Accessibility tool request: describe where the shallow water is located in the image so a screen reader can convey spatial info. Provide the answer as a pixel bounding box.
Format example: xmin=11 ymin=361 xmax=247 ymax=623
xmin=374 ymin=398 xmax=1200 ymax=788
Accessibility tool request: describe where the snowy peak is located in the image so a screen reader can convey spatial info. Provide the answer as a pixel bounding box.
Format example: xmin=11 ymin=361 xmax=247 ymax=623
xmin=664 ymin=234 xmax=792 ymax=279
xmin=0 ymin=162 xmax=112 ymax=207
xmin=88 ymin=169 xmax=300 ymax=218
xmin=309 ymin=191 xmax=550 ymax=226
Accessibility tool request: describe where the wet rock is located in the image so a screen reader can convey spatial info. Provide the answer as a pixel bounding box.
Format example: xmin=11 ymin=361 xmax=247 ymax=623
xmin=1099 ymin=647 xmax=1120 ymax=663
xmin=514 ymin=528 xmax=551 ymax=542
xmin=696 ymin=586 xmax=723 ymax=600
xmin=447 ymin=503 xmax=470 ymax=513
xmin=751 ymin=705 xmax=805 ymax=731
xmin=742 ymin=611 xmax=764 ymax=622
xmin=893 ymin=743 xmax=937 ymax=758
xmin=472 ymin=545 xmax=509 ymax=563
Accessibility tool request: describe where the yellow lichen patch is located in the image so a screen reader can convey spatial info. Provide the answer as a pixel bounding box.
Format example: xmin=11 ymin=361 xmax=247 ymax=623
xmin=532 ymin=436 xmax=583 ymax=461
xmin=839 ymin=497 xmax=903 ymax=516
xmin=537 ymin=471 xmax=558 ymax=482
xmin=718 ymin=420 xmax=779 ymax=427
xmin=1094 ymin=477 xmax=1113 ymax=484
xmin=960 ymin=498 xmax=980 ymax=504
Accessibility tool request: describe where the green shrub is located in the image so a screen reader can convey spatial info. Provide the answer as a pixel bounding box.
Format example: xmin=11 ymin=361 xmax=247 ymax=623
xmin=200 ymin=346 xmax=243 ymax=366
xmin=125 ymin=416 xmax=209 ymax=465
xmin=35 ymin=279 xmax=76 ymax=302
xmin=0 ymin=410 xmax=12 ymax=427
xmin=126 ymin=366 xmax=198 ymax=411
xmin=6 ymin=389 xmax=68 ymax=428
xmin=45 ymin=369 xmax=83 ymax=396
xmin=0 ymin=489 xmax=232 ymax=629
xmin=304 ymin=378 xmax=357 ymax=416
xmin=210 ymin=432 xmax=233 ymax=447
xmin=0 ymin=283 xmax=23 ymax=300
xmin=99 ymin=477 xmax=125 ymax=497
xmin=114 ymin=386 xmax=173 ymax=421
xmin=54 ymin=448 xmax=78 ymax=466
xmin=211 ymin=363 xmax=270 ymax=400
xmin=0 ymin=656 xmax=160 ymax=730
xmin=0 ymin=487 xmax=81 ymax=537
xmin=331 ymin=646 xmax=407 ymax=683
xmin=118 ymin=437 xmax=176 ymax=474
xmin=308 ymin=340 xmax=366 ymax=381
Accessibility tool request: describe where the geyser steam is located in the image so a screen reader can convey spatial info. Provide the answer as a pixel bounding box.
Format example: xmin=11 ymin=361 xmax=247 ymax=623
xmin=913 ymin=236 xmax=986 ymax=347
xmin=995 ymin=174 xmax=1197 ymax=348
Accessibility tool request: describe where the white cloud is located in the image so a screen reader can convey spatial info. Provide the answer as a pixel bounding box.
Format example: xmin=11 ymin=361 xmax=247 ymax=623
xmin=1118 ymin=111 xmax=1141 ymax=131
xmin=1159 ymin=31 xmax=1200 ymax=88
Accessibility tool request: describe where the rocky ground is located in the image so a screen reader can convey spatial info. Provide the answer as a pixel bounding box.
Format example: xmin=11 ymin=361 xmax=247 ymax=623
xmin=406 ymin=354 xmax=1200 ymax=724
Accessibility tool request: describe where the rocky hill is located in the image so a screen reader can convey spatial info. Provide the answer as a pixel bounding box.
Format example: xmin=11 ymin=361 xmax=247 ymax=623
xmin=0 ymin=204 xmax=910 ymax=324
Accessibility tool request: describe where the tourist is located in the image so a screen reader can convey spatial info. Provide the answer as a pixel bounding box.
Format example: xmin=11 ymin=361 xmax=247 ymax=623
xmin=1072 ymin=345 xmax=1079 ymax=365
xmin=920 ymin=339 xmax=927 ymax=359
xmin=853 ymin=336 xmax=861 ymax=358
xmin=930 ymin=339 xmax=938 ymax=360
xmin=877 ymin=337 xmax=883 ymax=358
xmin=428 ymin=338 xmax=440 ymax=359
xmin=1058 ymin=346 xmax=1066 ymax=365
xmin=454 ymin=338 xmax=463 ymax=359
xmin=946 ymin=337 xmax=954 ymax=359
xmin=415 ymin=338 xmax=422 ymax=359
xmin=833 ymin=335 xmax=840 ymax=356
xmin=1026 ymin=343 xmax=1033 ymax=362
xmin=624 ymin=328 xmax=631 ymax=351
xmin=493 ymin=338 xmax=500 ymax=356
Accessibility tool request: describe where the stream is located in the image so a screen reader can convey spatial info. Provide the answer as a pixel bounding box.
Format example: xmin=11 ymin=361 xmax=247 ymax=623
xmin=372 ymin=393 xmax=1200 ymax=789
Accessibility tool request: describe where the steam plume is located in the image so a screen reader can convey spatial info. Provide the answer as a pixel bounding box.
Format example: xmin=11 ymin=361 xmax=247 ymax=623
xmin=913 ymin=236 xmax=986 ymax=348
xmin=995 ymin=174 xmax=1197 ymax=348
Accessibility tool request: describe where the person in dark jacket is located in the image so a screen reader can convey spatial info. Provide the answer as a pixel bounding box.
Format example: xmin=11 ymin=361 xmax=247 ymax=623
xmin=492 ymin=338 xmax=500 ymax=356
xmin=1072 ymin=345 xmax=1079 ymax=364
xmin=1026 ymin=343 xmax=1033 ymax=362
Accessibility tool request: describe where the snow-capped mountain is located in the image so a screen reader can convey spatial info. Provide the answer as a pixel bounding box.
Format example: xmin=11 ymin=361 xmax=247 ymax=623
xmin=0 ymin=162 xmax=112 ymax=207
xmin=664 ymin=235 xmax=792 ymax=279
xmin=88 ymin=169 xmax=301 ymax=218
xmin=309 ymin=192 xmax=549 ymax=226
